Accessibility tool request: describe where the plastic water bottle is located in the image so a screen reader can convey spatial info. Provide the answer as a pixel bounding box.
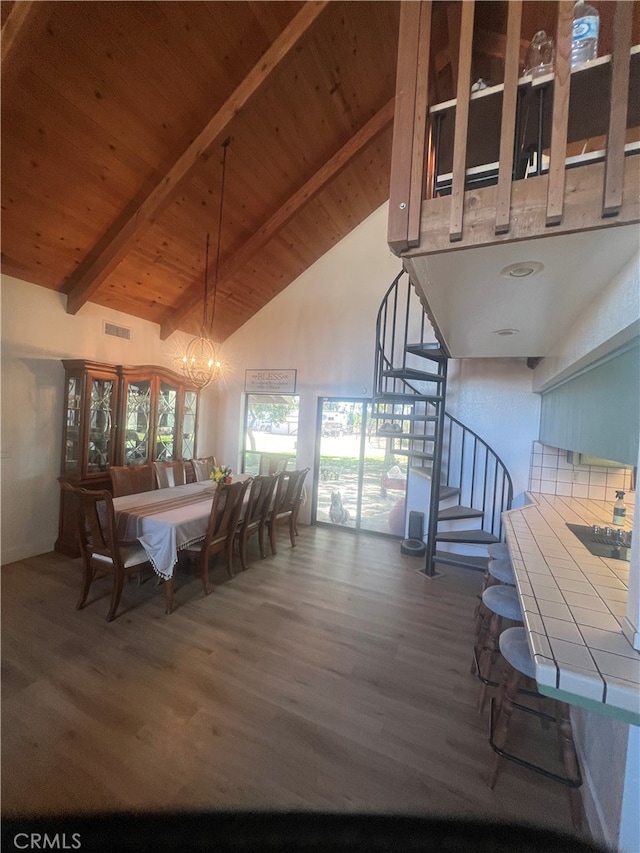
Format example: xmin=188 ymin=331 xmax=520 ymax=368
xmin=571 ymin=0 xmax=599 ymax=68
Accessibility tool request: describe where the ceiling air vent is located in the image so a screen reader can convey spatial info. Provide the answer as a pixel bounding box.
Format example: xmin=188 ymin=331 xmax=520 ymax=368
xmin=103 ymin=321 xmax=131 ymax=341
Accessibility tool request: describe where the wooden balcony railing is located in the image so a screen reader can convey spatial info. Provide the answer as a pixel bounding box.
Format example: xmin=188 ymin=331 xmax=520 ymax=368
xmin=388 ymin=0 xmax=640 ymax=256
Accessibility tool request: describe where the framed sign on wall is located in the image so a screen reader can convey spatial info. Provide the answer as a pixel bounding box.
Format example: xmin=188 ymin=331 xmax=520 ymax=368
xmin=244 ymin=369 xmax=297 ymax=394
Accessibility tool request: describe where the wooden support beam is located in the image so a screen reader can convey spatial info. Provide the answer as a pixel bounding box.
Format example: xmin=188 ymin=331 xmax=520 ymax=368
xmin=495 ymin=1 xmax=523 ymax=235
xmin=407 ymin=2 xmax=433 ymax=247
xmin=449 ymin=0 xmax=475 ymax=242
xmin=603 ymin=1 xmax=633 ymax=217
xmin=546 ymin=1 xmax=573 ymax=227
xmin=1 ymin=1 xmax=50 ymax=90
xmin=162 ymin=98 xmax=396 ymax=340
xmin=388 ymin=2 xmax=423 ymax=255
xmin=64 ymin=0 xmax=330 ymax=316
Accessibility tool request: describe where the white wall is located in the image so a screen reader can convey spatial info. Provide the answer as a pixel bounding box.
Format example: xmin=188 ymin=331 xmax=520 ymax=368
xmin=533 ymin=252 xmax=640 ymax=393
xmin=446 ymin=358 xmax=539 ymax=506
xmin=0 ymin=275 xmax=188 ymax=563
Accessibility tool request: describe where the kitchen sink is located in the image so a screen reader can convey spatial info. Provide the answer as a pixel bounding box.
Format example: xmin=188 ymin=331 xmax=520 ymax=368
xmin=566 ymin=523 xmax=632 ymax=562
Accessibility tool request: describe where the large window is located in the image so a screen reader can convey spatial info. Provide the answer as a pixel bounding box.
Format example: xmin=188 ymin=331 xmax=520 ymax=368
xmin=313 ymin=398 xmax=407 ymax=536
xmin=243 ymin=394 xmax=300 ymax=475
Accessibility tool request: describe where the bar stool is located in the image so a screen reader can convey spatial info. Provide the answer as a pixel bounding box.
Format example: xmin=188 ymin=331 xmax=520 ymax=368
xmin=474 ymin=557 xmax=517 ymax=632
xmin=473 ymin=584 xmax=523 ymax=712
xmin=488 ymin=627 xmax=583 ymax=830
xmin=488 ymin=542 xmax=510 ymax=560
xmin=487 ymin=557 xmax=516 ymax=585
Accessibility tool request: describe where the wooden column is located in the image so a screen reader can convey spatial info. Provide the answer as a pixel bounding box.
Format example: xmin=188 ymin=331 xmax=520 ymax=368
xmin=546 ymin=0 xmax=573 ymax=227
xmin=495 ymin=1 xmax=523 ymax=235
xmin=449 ymin=0 xmax=475 ymax=242
xmin=407 ymin=2 xmax=433 ymax=247
xmin=603 ymin=0 xmax=633 ymax=217
xmin=388 ymin=2 xmax=423 ymax=254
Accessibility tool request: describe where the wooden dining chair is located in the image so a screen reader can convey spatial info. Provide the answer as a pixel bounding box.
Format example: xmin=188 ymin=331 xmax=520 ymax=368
xmin=154 ymin=460 xmax=187 ymax=489
xmin=234 ymin=474 xmax=278 ymax=570
xmin=266 ymin=468 xmax=309 ymax=555
xmin=258 ymin=455 xmax=289 ymax=476
xmin=191 ymin=456 xmax=216 ymax=482
xmin=109 ymin=463 xmax=155 ymax=497
xmin=183 ymin=479 xmax=251 ymax=594
xmin=62 ymin=482 xmax=173 ymax=621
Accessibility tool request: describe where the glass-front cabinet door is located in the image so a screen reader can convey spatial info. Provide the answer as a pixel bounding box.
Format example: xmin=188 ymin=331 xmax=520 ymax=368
xmin=57 ymin=360 xmax=119 ymax=556
xmin=123 ymin=378 xmax=151 ymax=466
xmin=117 ymin=366 xmax=198 ymax=467
xmin=156 ymin=381 xmax=178 ymax=461
xmin=87 ymin=376 xmax=116 ymax=474
xmin=60 ymin=360 xmax=119 ymax=480
xmin=63 ymin=375 xmax=82 ymax=475
xmin=182 ymin=390 xmax=197 ymax=460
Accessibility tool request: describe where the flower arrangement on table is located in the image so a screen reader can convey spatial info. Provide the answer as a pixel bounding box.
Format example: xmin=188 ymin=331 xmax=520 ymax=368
xmin=210 ymin=464 xmax=233 ymax=485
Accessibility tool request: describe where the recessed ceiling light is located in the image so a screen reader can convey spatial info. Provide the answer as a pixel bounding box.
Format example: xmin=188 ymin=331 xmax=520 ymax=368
xmin=500 ymin=261 xmax=544 ymax=279
xmin=493 ymin=328 xmax=519 ymax=336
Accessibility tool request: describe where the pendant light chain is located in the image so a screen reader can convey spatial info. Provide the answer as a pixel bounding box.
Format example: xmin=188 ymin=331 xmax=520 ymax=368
xmin=177 ymin=136 xmax=231 ymax=390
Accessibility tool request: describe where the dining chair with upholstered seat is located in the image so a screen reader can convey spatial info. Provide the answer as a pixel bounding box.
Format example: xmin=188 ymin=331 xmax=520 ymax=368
xmin=266 ymin=468 xmax=309 ymax=555
xmin=234 ymin=474 xmax=278 ymax=570
xmin=183 ymin=478 xmax=251 ymax=594
xmin=191 ymin=456 xmax=217 ymax=482
xmin=109 ymin=463 xmax=155 ymax=497
xmin=154 ymin=460 xmax=187 ymax=489
xmin=62 ymin=482 xmax=173 ymax=621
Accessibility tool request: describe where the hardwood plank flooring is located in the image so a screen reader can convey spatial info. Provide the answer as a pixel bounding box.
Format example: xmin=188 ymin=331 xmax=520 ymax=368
xmin=1 ymin=527 xmax=586 ymax=839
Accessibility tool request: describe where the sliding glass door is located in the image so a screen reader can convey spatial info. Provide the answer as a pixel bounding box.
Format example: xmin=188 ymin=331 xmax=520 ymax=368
xmin=313 ymin=398 xmax=406 ymax=536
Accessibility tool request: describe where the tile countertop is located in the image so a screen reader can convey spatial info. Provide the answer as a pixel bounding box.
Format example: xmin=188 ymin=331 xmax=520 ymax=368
xmin=502 ymin=492 xmax=639 ymax=725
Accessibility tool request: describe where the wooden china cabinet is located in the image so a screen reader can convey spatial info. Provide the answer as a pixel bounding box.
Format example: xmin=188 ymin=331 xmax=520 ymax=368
xmin=55 ymin=360 xmax=199 ymax=556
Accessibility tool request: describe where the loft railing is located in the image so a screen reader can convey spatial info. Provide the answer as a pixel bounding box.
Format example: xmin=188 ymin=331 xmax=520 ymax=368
xmin=388 ymin=0 xmax=639 ymax=254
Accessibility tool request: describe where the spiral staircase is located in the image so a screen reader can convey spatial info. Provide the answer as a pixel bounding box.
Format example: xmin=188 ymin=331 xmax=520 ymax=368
xmin=373 ymin=270 xmax=513 ymax=576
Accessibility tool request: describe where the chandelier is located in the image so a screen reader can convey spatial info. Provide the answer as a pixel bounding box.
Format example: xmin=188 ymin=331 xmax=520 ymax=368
xmin=179 ymin=138 xmax=230 ymax=389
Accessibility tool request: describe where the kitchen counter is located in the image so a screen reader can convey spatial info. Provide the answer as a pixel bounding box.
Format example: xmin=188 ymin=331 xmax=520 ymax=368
xmin=502 ymin=492 xmax=639 ymax=725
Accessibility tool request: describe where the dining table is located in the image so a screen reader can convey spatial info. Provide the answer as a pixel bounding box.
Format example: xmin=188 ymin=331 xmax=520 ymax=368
xmin=113 ymin=475 xmax=251 ymax=580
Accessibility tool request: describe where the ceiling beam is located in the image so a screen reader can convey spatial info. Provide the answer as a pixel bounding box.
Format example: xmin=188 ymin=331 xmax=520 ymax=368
xmin=1 ymin=1 xmax=50 ymax=89
xmin=64 ymin=0 xmax=330 ymax=316
xmin=160 ymin=97 xmax=396 ymax=340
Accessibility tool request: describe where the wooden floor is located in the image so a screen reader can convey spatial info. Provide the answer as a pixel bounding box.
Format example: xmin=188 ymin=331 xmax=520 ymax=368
xmin=2 ymin=526 xmax=586 ymax=838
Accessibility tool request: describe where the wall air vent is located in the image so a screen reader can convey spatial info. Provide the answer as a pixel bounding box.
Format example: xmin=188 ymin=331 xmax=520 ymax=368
xmin=103 ymin=321 xmax=131 ymax=341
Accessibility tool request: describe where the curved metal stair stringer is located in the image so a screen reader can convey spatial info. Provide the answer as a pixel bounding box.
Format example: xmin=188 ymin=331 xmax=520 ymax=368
xmin=373 ymin=270 xmax=514 ymax=576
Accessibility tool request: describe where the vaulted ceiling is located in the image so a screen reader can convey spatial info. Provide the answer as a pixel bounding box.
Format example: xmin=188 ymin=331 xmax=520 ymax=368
xmin=2 ymin=1 xmax=622 ymax=344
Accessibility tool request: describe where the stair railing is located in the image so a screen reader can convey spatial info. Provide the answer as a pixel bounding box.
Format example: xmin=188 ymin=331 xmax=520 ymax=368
xmin=442 ymin=411 xmax=513 ymax=539
xmin=375 ymin=270 xmax=432 ymax=399
xmin=374 ymin=271 xmax=514 ymax=573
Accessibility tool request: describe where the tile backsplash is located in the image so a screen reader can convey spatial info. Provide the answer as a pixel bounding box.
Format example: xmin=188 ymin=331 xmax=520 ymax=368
xmin=529 ymin=442 xmax=636 ymax=504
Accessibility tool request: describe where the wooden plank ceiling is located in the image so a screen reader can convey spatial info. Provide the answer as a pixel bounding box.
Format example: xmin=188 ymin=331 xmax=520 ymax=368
xmin=2 ymin=1 xmax=591 ymax=342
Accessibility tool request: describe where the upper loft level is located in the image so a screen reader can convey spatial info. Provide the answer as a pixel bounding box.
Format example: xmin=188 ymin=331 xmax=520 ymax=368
xmin=386 ymin=0 xmax=640 ymax=359
xmin=388 ymin=0 xmax=640 ymax=255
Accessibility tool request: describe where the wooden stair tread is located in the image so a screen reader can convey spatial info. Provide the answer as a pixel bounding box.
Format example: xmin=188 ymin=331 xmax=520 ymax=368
xmin=436 ymin=530 xmax=500 ymax=545
xmin=437 ymin=505 xmax=484 ymax=521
